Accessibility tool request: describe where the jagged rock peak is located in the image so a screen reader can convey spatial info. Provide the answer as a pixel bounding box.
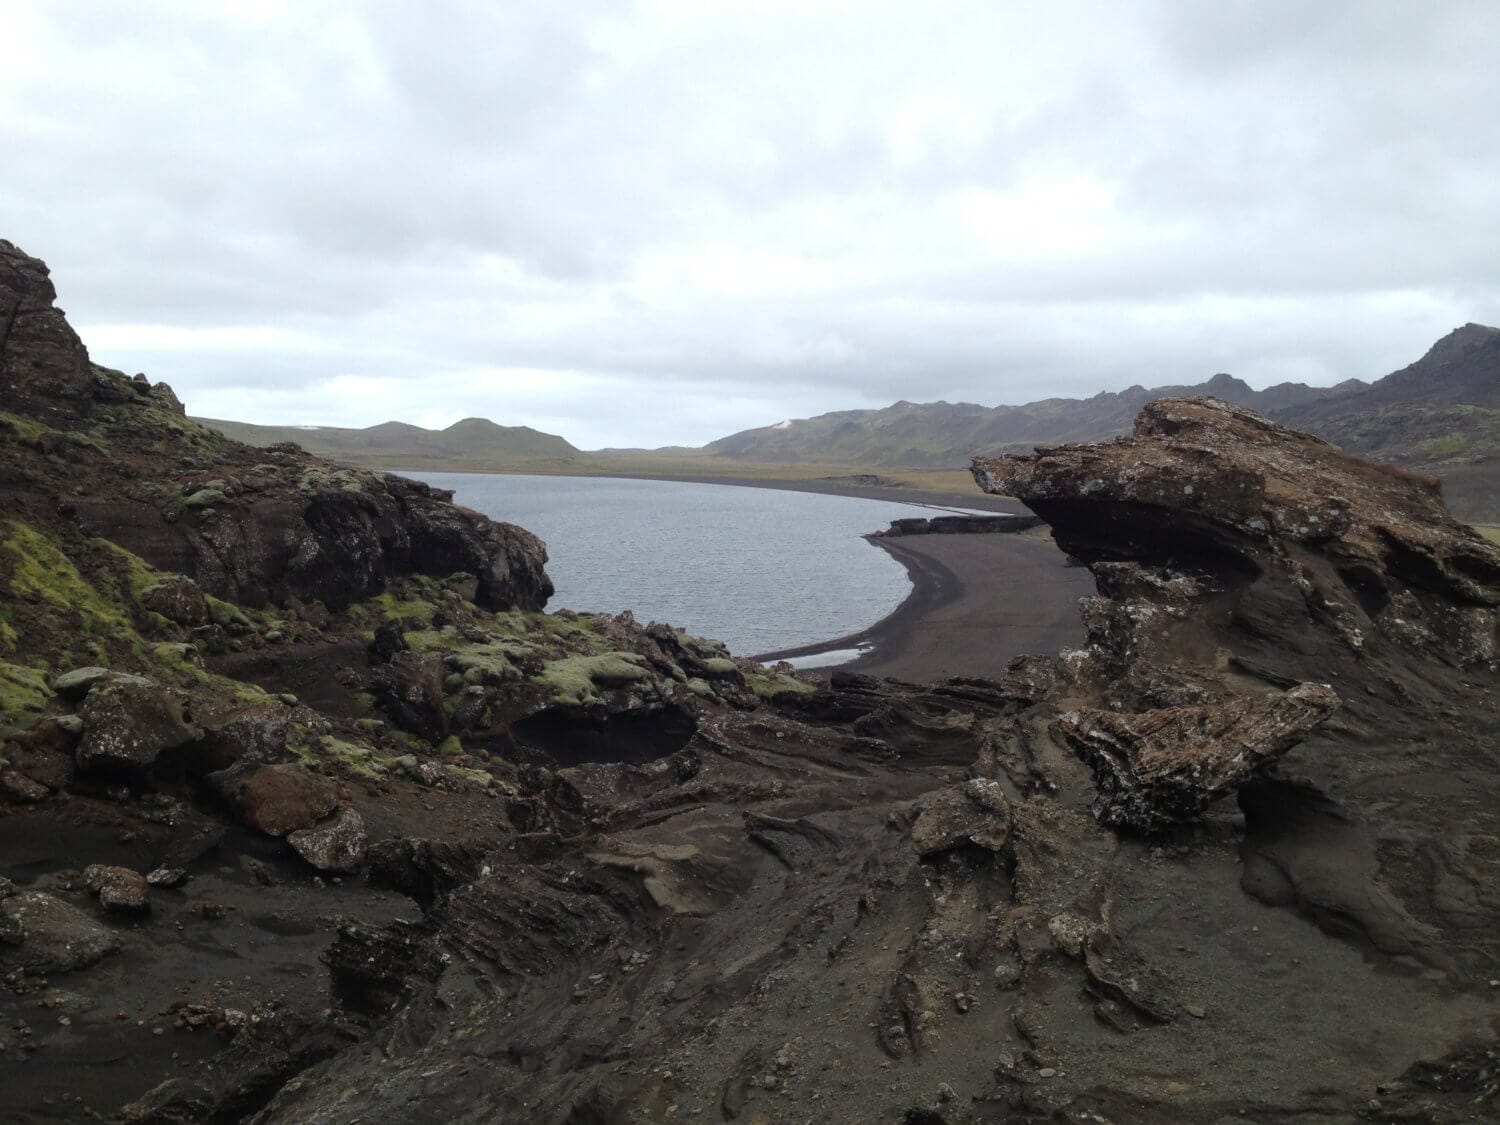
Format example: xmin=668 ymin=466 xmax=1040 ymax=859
xmin=0 ymin=238 xmax=94 ymax=413
xmin=1419 ymin=321 xmax=1500 ymax=364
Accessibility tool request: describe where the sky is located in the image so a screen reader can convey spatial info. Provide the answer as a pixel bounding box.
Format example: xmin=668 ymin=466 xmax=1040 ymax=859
xmin=3 ymin=1 xmax=1498 ymax=450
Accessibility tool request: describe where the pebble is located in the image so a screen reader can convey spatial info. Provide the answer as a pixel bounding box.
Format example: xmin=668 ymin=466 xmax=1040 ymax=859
xmin=1184 ymin=1003 xmax=1207 ymax=1019
xmin=1038 ymin=1067 xmax=1057 ymax=1078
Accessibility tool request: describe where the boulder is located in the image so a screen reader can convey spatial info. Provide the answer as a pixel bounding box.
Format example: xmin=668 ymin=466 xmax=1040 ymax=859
xmin=287 ymin=807 xmax=369 ymax=873
xmin=51 ymin=665 xmax=111 ymax=701
xmin=0 ymin=891 xmax=122 ymax=973
xmin=195 ymin=703 xmax=290 ymax=774
xmin=75 ymin=674 xmax=200 ymax=773
xmin=83 ymin=864 xmax=151 ymax=915
xmin=208 ymin=762 xmax=339 ymax=837
xmin=368 ymin=651 xmax=449 ymax=742
xmin=142 ymin=576 xmax=210 ymax=626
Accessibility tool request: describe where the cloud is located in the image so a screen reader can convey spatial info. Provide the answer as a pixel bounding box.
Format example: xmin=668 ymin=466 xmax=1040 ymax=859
xmin=2 ymin=1 xmax=1496 ymax=448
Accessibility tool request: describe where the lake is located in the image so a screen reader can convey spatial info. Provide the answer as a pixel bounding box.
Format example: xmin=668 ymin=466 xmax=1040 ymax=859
xmin=395 ymin=472 xmax=966 ymax=657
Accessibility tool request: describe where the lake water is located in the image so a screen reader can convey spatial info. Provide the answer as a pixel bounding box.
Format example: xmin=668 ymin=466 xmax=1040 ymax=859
xmin=396 ymin=472 xmax=965 ymax=657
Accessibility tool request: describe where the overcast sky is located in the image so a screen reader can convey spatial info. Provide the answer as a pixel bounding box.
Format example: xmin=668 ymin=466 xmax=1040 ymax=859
xmin=4 ymin=1 xmax=1497 ymax=449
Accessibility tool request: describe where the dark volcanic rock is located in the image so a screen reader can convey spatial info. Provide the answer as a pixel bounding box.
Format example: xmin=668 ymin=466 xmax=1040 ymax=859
xmin=0 ymin=239 xmax=94 ymax=418
xmin=195 ymin=703 xmax=291 ymax=773
xmin=75 ymin=674 xmax=201 ymax=773
xmin=367 ymin=651 xmax=449 ymax=741
xmin=287 ymin=807 xmax=368 ymax=874
xmin=1056 ymin=683 xmax=1341 ymax=835
xmin=83 ymin=863 xmax=151 ymax=915
xmin=977 ymin=397 xmax=1500 ymax=668
xmin=0 ymin=891 xmax=122 ymax=973
xmin=909 ymin=777 xmax=1011 ymax=856
xmin=1 ymin=238 xmax=554 ymax=616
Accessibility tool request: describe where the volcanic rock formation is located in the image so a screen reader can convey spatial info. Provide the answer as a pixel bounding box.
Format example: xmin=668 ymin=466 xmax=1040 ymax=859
xmin=3 ymin=240 xmax=1498 ymax=1122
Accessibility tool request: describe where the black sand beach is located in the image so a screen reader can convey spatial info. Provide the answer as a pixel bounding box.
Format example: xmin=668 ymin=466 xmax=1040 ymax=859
xmin=751 ymin=523 xmax=1094 ymax=681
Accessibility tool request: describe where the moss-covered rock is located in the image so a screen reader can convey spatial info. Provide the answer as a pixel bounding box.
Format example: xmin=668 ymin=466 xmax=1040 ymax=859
xmin=537 ymin=652 xmax=651 ymax=705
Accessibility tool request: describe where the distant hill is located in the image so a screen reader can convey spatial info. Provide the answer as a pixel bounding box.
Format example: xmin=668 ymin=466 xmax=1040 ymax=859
xmin=1275 ymin=323 xmax=1500 ymax=522
xmin=703 ymin=373 xmax=1365 ymax=468
xmin=195 ymin=416 xmax=580 ymax=469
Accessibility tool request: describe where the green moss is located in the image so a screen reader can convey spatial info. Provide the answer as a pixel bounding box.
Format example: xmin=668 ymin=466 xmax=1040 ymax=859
xmin=445 ymin=763 xmax=504 ymax=789
xmin=0 ymin=410 xmax=51 ymax=444
xmin=0 ymin=611 xmax=17 ymax=655
xmin=1476 ymin=526 xmax=1500 ymax=545
xmin=369 ymin=592 xmax=438 ymax=625
xmin=744 ymin=669 xmax=818 ymax=700
xmin=699 ymin=657 xmax=739 ymax=676
xmin=537 ymin=651 xmax=650 ymax=705
xmin=3 ymin=521 xmax=132 ymax=638
xmin=0 ymin=661 xmax=54 ymax=737
xmin=437 ymin=734 xmax=464 ymax=757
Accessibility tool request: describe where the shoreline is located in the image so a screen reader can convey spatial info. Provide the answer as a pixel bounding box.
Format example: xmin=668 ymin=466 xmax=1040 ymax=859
xmin=390 ymin=464 xmax=1028 ymax=516
xmin=748 ymin=535 xmax=968 ymax=667
xmin=753 ymin=528 xmax=1096 ymax=682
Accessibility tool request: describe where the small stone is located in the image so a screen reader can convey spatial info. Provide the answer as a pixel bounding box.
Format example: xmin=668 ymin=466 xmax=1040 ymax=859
xmin=1184 ymin=1003 xmax=1207 ymax=1019
xmin=1038 ymin=1067 xmax=1057 ymax=1078
xmin=82 ymin=865 xmax=150 ymax=915
xmin=145 ymin=867 xmax=189 ymax=889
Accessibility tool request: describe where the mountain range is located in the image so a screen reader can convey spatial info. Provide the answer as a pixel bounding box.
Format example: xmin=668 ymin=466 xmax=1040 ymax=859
xmin=195 ymin=322 xmax=1500 ymax=521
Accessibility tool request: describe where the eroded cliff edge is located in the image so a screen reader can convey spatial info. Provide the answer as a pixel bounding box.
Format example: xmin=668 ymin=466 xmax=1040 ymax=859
xmin=3 ymin=240 xmax=1498 ymax=1122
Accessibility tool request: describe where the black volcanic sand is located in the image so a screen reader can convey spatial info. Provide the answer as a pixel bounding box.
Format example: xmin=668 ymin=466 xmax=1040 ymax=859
xmin=755 ymin=530 xmax=1095 ymax=681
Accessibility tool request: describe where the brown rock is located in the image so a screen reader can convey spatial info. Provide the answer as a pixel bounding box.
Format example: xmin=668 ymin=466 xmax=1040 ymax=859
xmin=973 ymin=396 xmax=1500 ymax=668
xmin=0 ymin=768 xmax=49 ymax=803
xmin=141 ymin=576 xmax=210 ymax=626
xmin=208 ymin=762 xmax=339 ymax=837
xmin=287 ymin=807 xmax=369 ymax=873
xmin=0 ymin=239 xmax=94 ymax=420
xmin=1056 ymin=683 xmax=1340 ymax=835
xmin=83 ymin=864 xmax=151 ymax=915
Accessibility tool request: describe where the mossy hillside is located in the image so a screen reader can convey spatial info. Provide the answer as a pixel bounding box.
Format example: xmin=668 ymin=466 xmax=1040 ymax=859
xmin=0 ymin=661 xmax=53 ymax=738
xmin=2 ymin=520 xmax=135 ymax=644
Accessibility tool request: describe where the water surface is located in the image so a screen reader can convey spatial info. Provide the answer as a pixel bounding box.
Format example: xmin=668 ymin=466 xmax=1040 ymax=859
xmin=399 ymin=472 xmax=957 ymax=656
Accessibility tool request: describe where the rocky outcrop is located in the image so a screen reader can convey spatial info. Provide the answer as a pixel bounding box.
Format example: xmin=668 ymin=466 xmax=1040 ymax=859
xmin=974 ymin=397 xmax=1500 ymax=669
xmin=0 ymin=238 xmax=554 ymax=616
xmin=0 ymin=239 xmax=94 ymax=416
xmin=1056 ymin=682 xmax=1341 ymax=834
xmin=874 ymin=513 xmax=1042 ymax=537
